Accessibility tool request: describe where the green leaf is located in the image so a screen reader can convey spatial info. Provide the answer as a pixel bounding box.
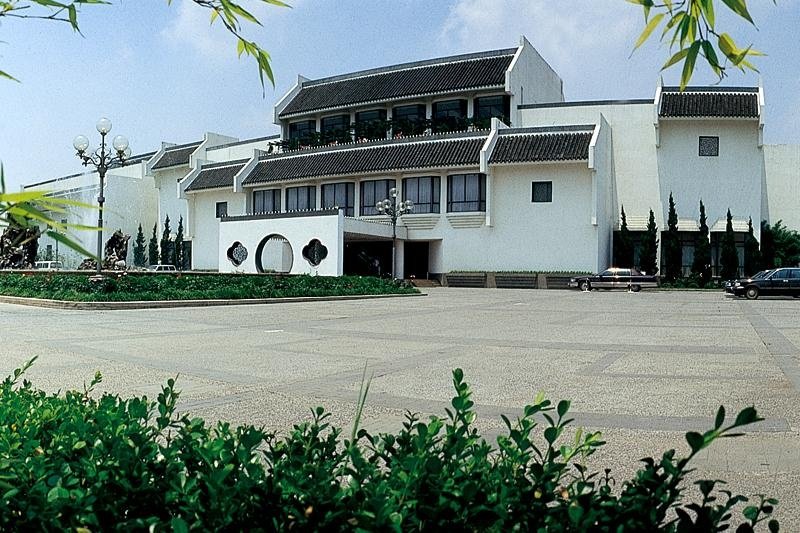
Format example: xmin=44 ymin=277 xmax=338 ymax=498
xmin=714 ymin=405 xmax=725 ymax=430
xmin=661 ymin=47 xmax=690 ymax=71
xmin=633 ymin=12 xmax=665 ymax=50
xmin=685 ymin=431 xmax=704 ymax=453
xmin=679 ymin=41 xmax=701 ymax=90
xmin=720 ymin=0 xmax=755 ymax=24
xmin=733 ymin=406 xmax=761 ymax=427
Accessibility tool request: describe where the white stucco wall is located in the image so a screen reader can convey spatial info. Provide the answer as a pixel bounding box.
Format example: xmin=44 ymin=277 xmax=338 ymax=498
xmin=507 ymin=37 xmax=564 ymax=126
xmin=206 ymin=138 xmax=276 ymax=162
xmin=591 ymin=118 xmax=615 ymax=271
xmin=152 ymin=167 xmax=190 ymax=233
xmin=218 ymin=213 xmax=343 ymax=276
xmin=763 ymin=144 xmax=800 ymax=231
xmin=189 ymin=190 xmax=246 ymax=270
xmin=519 ymin=102 xmax=661 ymax=229
xmin=656 ymin=119 xmax=762 ymax=233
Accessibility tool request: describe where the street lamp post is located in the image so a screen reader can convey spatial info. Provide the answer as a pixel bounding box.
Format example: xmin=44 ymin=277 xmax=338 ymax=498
xmin=376 ymin=187 xmax=413 ymax=279
xmin=73 ymin=118 xmax=130 ymax=274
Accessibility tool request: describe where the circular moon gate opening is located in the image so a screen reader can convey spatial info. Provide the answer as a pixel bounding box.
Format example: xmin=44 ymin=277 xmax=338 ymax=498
xmin=255 ymin=234 xmax=293 ymax=273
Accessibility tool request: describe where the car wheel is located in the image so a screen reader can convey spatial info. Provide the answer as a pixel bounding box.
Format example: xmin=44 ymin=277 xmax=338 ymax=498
xmin=630 ymin=285 xmax=641 ymax=292
xmin=745 ymin=286 xmax=759 ymax=300
xmin=579 ymin=280 xmax=591 ymax=292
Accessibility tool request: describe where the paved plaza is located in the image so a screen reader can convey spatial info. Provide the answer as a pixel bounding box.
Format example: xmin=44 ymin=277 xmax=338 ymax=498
xmin=2 ymin=288 xmax=799 ymax=525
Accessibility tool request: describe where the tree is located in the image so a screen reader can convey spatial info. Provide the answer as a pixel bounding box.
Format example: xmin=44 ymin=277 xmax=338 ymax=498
xmin=691 ymin=200 xmax=712 ymax=286
xmin=639 ymin=209 xmax=659 ymax=276
xmin=160 ymin=215 xmax=173 ymax=266
xmin=614 ymin=205 xmax=634 ymax=268
xmin=663 ymin=192 xmax=682 ymax=282
xmin=148 ymin=223 xmax=159 ymax=267
xmin=764 ymin=220 xmax=800 ymax=268
xmin=743 ymin=217 xmax=760 ymax=276
xmin=629 ymin=0 xmax=767 ymax=90
xmin=133 ymin=223 xmax=146 ymax=268
xmin=0 ymin=0 xmax=287 ymax=88
xmin=720 ymin=209 xmax=739 ymax=280
xmin=760 ymin=220 xmax=775 ymax=269
xmin=174 ymin=216 xmax=184 ymax=270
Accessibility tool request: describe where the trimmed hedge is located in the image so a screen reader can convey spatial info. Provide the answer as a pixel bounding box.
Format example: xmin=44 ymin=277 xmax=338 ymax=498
xmin=0 ymin=361 xmax=779 ymax=531
xmin=0 ymin=273 xmax=417 ymax=301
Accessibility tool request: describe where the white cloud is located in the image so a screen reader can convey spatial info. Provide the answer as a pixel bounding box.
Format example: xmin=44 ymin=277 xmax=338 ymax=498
xmin=161 ymin=0 xmax=235 ymax=61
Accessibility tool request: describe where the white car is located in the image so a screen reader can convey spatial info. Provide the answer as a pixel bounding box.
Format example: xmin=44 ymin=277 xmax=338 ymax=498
xmin=147 ymin=264 xmax=177 ymax=272
xmin=34 ymin=261 xmax=63 ymax=270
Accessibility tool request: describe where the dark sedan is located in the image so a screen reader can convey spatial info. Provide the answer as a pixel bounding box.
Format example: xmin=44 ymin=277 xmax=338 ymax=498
xmin=569 ymin=268 xmax=658 ymax=292
xmin=727 ymin=268 xmax=800 ymax=299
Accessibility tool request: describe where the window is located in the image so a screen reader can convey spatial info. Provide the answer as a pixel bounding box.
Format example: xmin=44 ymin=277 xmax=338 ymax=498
xmin=360 ymin=179 xmax=396 ymax=215
xmin=285 ymin=186 xmax=316 ymax=211
xmin=532 ymin=181 xmax=553 ymax=203
xmin=355 ymin=109 xmax=387 ymax=140
xmin=474 ymin=95 xmax=510 ymax=124
xmin=392 ymin=104 xmax=426 ymax=136
xmin=288 ymin=120 xmax=316 ymax=142
xmin=321 ymin=182 xmax=355 ymax=216
xmin=215 ymin=201 xmax=228 ymax=218
xmin=699 ymin=136 xmax=719 ymax=157
xmin=447 ymin=173 xmax=486 ymax=212
xmin=403 ymin=176 xmax=440 ymax=214
xmin=433 ymin=99 xmax=467 ymax=132
xmin=321 ymin=114 xmax=351 ymax=143
xmin=253 ymin=189 xmax=281 ymax=214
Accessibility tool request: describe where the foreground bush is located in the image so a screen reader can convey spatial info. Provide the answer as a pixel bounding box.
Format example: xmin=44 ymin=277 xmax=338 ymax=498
xmin=0 ymin=273 xmax=417 ymax=301
xmin=0 ymin=361 xmax=779 ymax=531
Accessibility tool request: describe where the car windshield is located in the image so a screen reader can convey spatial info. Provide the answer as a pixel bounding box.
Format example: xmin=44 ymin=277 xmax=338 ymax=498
xmin=751 ymin=270 xmax=771 ymax=279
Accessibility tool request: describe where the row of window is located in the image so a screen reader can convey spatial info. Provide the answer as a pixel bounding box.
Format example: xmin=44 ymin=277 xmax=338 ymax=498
xmin=237 ymin=176 xmax=554 ymax=218
xmin=287 ymin=95 xmax=511 ymax=141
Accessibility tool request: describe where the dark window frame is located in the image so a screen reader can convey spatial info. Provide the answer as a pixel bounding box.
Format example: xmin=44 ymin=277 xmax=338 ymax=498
xmin=360 ymin=179 xmax=396 ymax=216
xmin=402 ymin=176 xmax=441 ymax=214
xmin=252 ymin=188 xmax=281 ymax=214
xmin=699 ymin=135 xmax=720 ymax=157
xmin=288 ymin=120 xmax=317 ymax=142
xmin=321 ymin=182 xmax=355 ymax=216
xmin=531 ymin=181 xmax=553 ymax=203
xmin=285 ymin=185 xmax=316 ymax=212
xmin=474 ymin=95 xmax=511 ymax=121
xmin=215 ymin=201 xmax=228 ymax=218
xmin=355 ymin=109 xmax=388 ymax=140
xmin=447 ymin=173 xmax=486 ymax=213
xmin=432 ymin=99 xmax=468 ymax=132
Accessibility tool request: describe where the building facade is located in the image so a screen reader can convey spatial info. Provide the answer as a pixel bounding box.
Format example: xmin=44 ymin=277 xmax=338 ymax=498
xmin=23 ymin=36 xmax=799 ymax=277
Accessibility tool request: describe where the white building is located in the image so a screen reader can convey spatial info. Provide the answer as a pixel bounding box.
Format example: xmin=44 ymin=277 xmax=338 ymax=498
xmin=23 ymin=36 xmax=800 ymax=277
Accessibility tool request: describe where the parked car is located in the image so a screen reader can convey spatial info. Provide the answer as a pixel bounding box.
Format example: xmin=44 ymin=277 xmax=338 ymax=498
xmin=147 ymin=264 xmax=177 ymax=272
xmin=569 ymin=268 xmax=658 ymax=292
xmin=726 ymin=268 xmax=800 ymax=299
xmin=34 ymin=261 xmax=63 ymax=270
xmin=724 ymin=269 xmax=772 ymax=294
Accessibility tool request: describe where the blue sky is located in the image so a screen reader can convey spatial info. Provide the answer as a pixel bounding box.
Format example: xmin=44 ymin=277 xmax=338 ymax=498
xmin=2 ymin=0 xmax=798 ymax=190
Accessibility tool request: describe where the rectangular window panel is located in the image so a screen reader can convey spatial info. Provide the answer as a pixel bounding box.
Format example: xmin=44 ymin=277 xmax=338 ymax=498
xmin=215 ymin=201 xmax=228 ymax=218
xmin=253 ymin=189 xmax=281 ymax=214
xmin=321 ymin=182 xmax=355 ymax=216
xmin=360 ymin=179 xmax=396 ymax=215
xmin=531 ymin=181 xmax=553 ymax=203
xmin=699 ymin=136 xmax=719 ymax=157
xmin=288 ymin=120 xmax=316 ymax=142
xmin=474 ymin=95 xmax=511 ymax=123
xmin=403 ymin=176 xmax=440 ymax=214
xmin=285 ymin=186 xmax=316 ymax=211
xmin=433 ymin=99 xmax=467 ymax=132
xmin=320 ymin=114 xmax=351 ymax=143
xmin=392 ymin=104 xmax=426 ymax=136
xmin=355 ymin=109 xmax=388 ymax=140
xmin=447 ymin=173 xmax=486 ymax=212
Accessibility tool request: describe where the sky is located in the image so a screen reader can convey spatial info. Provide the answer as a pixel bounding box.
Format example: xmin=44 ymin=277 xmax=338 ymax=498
xmin=1 ymin=0 xmax=798 ymax=191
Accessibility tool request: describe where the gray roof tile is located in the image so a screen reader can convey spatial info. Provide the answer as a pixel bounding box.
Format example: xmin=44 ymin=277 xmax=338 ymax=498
xmin=151 ymin=142 xmax=202 ymax=170
xmin=184 ymin=160 xmax=247 ymax=192
xmin=280 ymin=49 xmax=515 ymax=118
xmin=242 ymin=134 xmax=486 ymax=185
xmin=490 ymin=128 xmax=593 ymax=163
xmin=659 ymin=88 xmax=759 ymax=118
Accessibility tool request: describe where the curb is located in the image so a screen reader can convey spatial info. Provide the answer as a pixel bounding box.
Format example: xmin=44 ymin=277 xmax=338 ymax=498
xmin=0 ymin=292 xmax=424 ymax=310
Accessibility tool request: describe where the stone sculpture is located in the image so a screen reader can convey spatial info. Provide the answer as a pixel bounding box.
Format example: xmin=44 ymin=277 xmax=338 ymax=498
xmin=0 ymin=223 xmax=40 ymax=269
xmin=78 ymin=230 xmax=130 ymax=270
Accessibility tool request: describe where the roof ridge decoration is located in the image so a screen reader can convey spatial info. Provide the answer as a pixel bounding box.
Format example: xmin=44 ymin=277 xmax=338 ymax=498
xmin=164 ymin=140 xmax=203 ymax=151
xmin=184 ymin=160 xmax=247 ymax=193
xmin=659 ymin=89 xmax=759 ymax=118
xmin=200 ymin=158 xmax=251 ymax=169
xmin=498 ymin=125 xmax=596 ymax=135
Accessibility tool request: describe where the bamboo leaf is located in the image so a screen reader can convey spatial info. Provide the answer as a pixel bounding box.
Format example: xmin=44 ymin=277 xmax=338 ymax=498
xmin=633 ymin=12 xmax=665 ymax=51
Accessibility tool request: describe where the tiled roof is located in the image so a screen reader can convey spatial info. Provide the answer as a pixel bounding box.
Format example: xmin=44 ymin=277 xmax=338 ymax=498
xmin=242 ymin=134 xmax=486 ymax=185
xmin=279 ymin=49 xmax=516 ymax=118
xmin=184 ymin=160 xmax=247 ymax=192
xmin=151 ymin=142 xmax=202 ymax=170
xmin=659 ymin=87 xmax=759 ymax=118
xmin=490 ymin=127 xmax=594 ymax=163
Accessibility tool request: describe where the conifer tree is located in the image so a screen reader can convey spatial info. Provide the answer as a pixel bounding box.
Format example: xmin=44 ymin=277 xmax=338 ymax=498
xmin=760 ymin=220 xmax=775 ymax=269
xmin=720 ymin=209 xmax=739 ymax=280
xmin=743 ymin=217 xmax=761 ymax=276
xmin=148 ymin=223 xmax=159 ymax=266
xmin=663 ymin=192 xmax=682 ymax=281
xmin=174 ymin=216 xmax=185 ymax=269
xmin=615 ymin=205 xmax=634 ymax=268
xmin=691 ymin=200 xmax=712 ymax=286
xmin=639 ymin=209 xmax=659 ymax=275
xmin=133 ymin=224 xmax=146 ymax=267
xmin=160 ymin=215 xmax=173 ymax=266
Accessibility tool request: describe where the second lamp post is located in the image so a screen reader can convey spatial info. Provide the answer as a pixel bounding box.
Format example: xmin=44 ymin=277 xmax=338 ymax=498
xmin=376 ymin=187 xmax=413 ymax=279
xmin=73 ymin=118 xmax=130 ymax=274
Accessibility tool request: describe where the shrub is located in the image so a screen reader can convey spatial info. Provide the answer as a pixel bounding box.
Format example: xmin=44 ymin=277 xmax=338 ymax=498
xmin=0 ymin=361 xmax=779 ymax=531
